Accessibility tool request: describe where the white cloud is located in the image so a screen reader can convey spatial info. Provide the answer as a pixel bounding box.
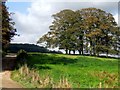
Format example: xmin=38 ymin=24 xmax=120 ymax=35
xmin=28 ymin=2 xmax=52 ymax=15
xmin=12 ymin=1 xmax=54 ymax=44
xmin=11 ymin=1 xmax=118 ymax=44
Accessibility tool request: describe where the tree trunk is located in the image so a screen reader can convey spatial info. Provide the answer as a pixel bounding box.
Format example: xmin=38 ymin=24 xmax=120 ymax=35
xmin=65 ymin=49 xmax=68 ymax=54
xmin=73 ymin=50 xmax=75 ymax=54
xmin=82 ymin=48 xmax=84 ymax=55
xmin=78 ymin=50 xmax=81 ymax=55
xmin=96 ymin=52 xmax=99 ymax=57
xmin=90 ymin=46 xmax=92 ymax=56
xmin=93 ymin=46 xmax=96 ymax=56
xmin=69 ymin=50 xmax=71 ymax=54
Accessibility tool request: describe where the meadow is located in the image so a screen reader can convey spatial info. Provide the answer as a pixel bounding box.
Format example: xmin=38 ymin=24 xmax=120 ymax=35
xmin=11 ymin=53 xmax=118 ymax=88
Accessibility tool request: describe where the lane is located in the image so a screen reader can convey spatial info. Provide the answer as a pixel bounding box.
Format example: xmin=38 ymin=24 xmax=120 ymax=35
xmin=0 ymin=54 xmax=23 ymax=88
xmin=0 ymin=71 xmax=23 ymax=88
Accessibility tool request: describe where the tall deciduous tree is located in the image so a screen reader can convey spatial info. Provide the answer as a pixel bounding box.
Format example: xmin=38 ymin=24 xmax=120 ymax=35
xmin=38 ymin=9 xmax=82 ymax=54
xmin=77 ymin=8 xmax=119 ymax=56
xmin=38 ymin=8 xmax=119 ymax=57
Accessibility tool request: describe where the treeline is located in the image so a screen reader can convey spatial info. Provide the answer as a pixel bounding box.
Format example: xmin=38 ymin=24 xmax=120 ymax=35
xmin=37 ymin=8 xmax=120 ymax=56
xmin=7 ymin=43 xmax=63 ymax=54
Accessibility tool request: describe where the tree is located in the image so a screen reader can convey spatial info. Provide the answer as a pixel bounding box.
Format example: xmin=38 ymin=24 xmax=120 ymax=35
xmin=38 ymin=9 xmax=84 ymax=54
xmin=38 ymin=9 xmax=80 ymax=54
xmin=38 ymin=8 xmax=119 ymax=57
xmin=1 ymin=2 xmax=16 ymax=54
xmin=77 ymin=8 xmax=119 ymax=56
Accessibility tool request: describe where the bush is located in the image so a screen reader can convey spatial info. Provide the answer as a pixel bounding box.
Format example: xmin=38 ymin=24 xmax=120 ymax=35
xmin=16 ymin=49 xmax=28 ymax=65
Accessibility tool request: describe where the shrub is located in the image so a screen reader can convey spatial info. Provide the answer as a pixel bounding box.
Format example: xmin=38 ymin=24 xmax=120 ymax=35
xmin=16 ymin=49 xmax=28 ymax=65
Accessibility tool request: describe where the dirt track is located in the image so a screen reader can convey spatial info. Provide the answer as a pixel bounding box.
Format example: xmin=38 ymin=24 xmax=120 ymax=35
xmin=0 ymin=71 xmax=23 ymax=88
xmin=0 ymin=54 xmax=23 ymax=88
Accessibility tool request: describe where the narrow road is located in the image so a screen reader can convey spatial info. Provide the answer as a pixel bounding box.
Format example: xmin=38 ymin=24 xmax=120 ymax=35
xmin=0 ymin=54 xmax=23 ymax=88
xmin=0 ymin=71 xmax=23 ymax=88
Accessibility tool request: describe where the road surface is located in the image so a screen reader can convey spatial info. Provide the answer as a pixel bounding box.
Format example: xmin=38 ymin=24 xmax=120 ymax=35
xmin=0 ymin=54 xmax=23 ymax=88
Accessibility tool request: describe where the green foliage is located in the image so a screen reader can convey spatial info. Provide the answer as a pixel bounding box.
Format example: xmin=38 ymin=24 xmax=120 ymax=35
xmin=1 ymin=2 xmax=17 ymax=54
xmin=38 ymin=9 xmax=83 ymax=54
xmin=17 ymin=49 xmax=28 ymax=59
xmin=38 ymin=8 xmax=120 ymax=56
xmin=12 ymin=53 xmax=118 ymax=88
xmin=16 ymin=49 xmax=28 ymax=65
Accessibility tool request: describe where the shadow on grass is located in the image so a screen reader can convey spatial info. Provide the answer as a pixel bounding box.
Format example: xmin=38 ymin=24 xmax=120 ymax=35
xmin=25 ymin=53 xmax=78 ymax=70
xmin=33 ymin=65 xmax=52 ymax=70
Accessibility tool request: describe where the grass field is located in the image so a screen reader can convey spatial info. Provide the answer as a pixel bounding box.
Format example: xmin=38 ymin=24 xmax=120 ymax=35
xmin=11 ymin=53 xmax=118 ymax=88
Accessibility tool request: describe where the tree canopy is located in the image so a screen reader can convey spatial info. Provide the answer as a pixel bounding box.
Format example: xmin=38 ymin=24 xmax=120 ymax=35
xmin=1 ymin=2 xmax=17 ymax=54
xmin=37 ymin=8 xmax=120 ymax=56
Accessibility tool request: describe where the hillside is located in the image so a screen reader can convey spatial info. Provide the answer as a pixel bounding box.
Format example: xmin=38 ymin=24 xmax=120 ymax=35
xmin=7 ymin=43 xmax=62 ymax=54
xmin=11 ymin=53 xmax=118 ymax=88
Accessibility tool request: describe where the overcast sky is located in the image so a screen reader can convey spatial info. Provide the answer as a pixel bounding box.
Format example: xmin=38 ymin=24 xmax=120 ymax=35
xmin=7 ymin=0 xmax=119 ymax=45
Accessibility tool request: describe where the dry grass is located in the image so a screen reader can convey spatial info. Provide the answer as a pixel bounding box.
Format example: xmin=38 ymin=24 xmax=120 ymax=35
xmin=15 ymin=64 xmax=119 ymax=88
xmin=91 ymin=71 xmax=118 ymax=88
xmin=17 ymin=64 xmax=72 ymax=88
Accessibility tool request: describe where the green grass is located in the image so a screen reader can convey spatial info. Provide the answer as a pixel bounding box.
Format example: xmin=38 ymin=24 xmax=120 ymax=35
xmin=12 ymin=53 xmax=118 ymax=88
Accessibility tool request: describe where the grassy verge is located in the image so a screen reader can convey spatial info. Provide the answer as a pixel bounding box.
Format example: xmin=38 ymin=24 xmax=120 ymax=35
xmin=11 ymin=53 xmax=118 ymax=88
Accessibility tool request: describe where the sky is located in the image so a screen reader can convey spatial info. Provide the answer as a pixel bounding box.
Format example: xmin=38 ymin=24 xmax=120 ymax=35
xmin=6 ymin=0 xmax=119 ymax=46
